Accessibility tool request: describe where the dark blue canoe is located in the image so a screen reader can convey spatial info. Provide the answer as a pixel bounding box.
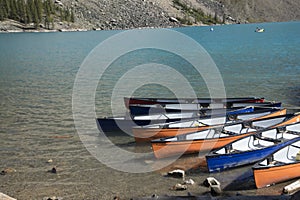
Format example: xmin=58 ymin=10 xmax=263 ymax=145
xmin=96 ymin=106 xmax=256 ymax=133
xmin=206 ymin=122 xmax=300 ymax=173
xmin=129 ymin=102 xmax=282 ymax=116
xmin=124 ymin=96 xmax=265 ymax=108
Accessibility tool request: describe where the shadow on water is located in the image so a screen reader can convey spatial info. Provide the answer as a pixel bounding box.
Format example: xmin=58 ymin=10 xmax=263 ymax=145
xmin=281 ymin=86 xmax=300 ymax=112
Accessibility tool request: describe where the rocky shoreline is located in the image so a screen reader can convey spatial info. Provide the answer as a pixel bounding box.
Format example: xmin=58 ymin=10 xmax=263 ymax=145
xmin=1 ymin=0 xmax=299 ymax=33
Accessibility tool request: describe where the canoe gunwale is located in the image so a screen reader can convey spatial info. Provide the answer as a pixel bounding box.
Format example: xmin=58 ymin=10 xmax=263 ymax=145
xmin=151 ymin=114 xmax=298 ymax=144
xmin=134 ymin=108 xmax=284 ymax=130
xmin=253 ymin=137 xmax=300 ymax=170
xmin=206 ymin=127 xmax=300 ymax=172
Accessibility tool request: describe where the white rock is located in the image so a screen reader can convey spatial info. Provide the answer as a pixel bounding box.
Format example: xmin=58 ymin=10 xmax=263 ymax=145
xmin=167 ymin=169 xmax=185 ymax=179
xmin=184 ymin=178 xmax=195 ymax=185
xmin=0 ymin=192 xmax=17 ymax=200
xmin=172 ymin=183 xmax=187 ymax=191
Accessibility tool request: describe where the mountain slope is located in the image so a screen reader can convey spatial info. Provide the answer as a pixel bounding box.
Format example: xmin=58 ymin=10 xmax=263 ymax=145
xmin=1 ymin=0 xmax=300 ymax=31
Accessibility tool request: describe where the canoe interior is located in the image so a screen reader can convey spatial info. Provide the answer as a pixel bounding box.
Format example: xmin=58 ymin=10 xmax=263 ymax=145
xmin=137 ymin=108 xmax=280 ymax=129
xmin=258 ymin=140 xmax=300 ymax=167
xmin=124 ymin=97 xmax=265 ymax=107
xmin=154 ymin=114 xmax=298 ymax=143
xmin=215 ymin=123 xmax=300 ymax=155
xmin=128 ymin=102 xmax=280 ymax=116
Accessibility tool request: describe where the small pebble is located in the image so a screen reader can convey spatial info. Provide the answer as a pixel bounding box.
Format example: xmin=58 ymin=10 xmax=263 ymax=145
xmin=49 ymin=167 xmax=57 ymax=174
xmin=0 ymin=168 xmax=16 ymax=175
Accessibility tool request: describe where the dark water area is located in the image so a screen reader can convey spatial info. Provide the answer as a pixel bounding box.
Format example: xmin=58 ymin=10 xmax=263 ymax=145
xmin=0 ymin=21 xmax=300 ymax=199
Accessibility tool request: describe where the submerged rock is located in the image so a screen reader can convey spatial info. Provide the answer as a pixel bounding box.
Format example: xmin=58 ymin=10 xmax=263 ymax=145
xmin=171 ymin=183 xmax=187 ymax=191
xmin=48 ymin=167 xmax=57 ymax=174
xmin=183 ymin=178 xmax=195 ymax=185
xmin=0 ymin=168 xmax=16 ymax=175
xmin=43 ymin=197 xmax=63 ymax=200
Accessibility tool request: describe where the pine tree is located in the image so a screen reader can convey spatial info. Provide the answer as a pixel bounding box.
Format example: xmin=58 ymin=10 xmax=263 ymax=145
xmin=214 ymin=12 xmax=218 ymax=23
xmin=10 ymin=0 xmax=18 ymax=20
xmin=0 ymin=0 xmax=4 ymax=20
xmin=34 ymin=0 xmax=42 ymax=24
xmin=25 ymin=1 xmax=32 ymax=23
xmin=70 ymin=9 xmax=75 ymax=23
xmin=17 ymin=0 xmax=26 ymax=23
xmin=59 ymin=7 xmax=64 ymax=21
xmin=3 ymin=0 xmax=10 ymax=19
xmin=64 ymin=8 xmax=70 ymax=22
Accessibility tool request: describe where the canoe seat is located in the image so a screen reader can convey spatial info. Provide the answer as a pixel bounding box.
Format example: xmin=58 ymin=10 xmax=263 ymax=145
xmin=223 ymin=130 xmax=236 ymax=136
xmin=261 ymin=129 xmax=277 ymax=139
xmin=276 ymin=126 xmax=286 ymax=132
xmin=274 ymin=145 xmax=299 ymax=164
xmin=242 ymin=121 xmax=252 ymax=128
xmin=224 ymin=124 xmax=242 ymax=133
xmin=240 ymin=128 xmax=256 ymax=134
xmin=286 ymin=130 xmax=300 ymax=136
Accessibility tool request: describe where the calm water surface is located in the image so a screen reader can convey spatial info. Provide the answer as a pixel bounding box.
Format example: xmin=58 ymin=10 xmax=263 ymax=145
xmin=0 ymin=21 xmax=299 ymax=199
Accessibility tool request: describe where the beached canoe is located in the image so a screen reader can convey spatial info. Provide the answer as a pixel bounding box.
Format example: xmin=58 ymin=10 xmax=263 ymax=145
xmin=151 ymin=114 xmax=300 ymax=159
xmin=124 ymin=97 xmax=265 ymax=109
xmin=206 ymin=122 xmax=300 ymax=173
xmin=133 ymin=108 xmax=286 ymax=142
xmin=129 ymin=102 xmax=281 ymax=116
xmin=96 ymin=106 xmax=255 ymax=133
xmin=253 ymin=135 xmax=300 ymax=188
xmin=96 ymin=112 xmax=197 ymax=133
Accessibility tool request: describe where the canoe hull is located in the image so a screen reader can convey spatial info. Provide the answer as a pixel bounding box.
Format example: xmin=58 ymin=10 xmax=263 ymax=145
xmin=96 ymin=117 xmax=177 ymax=133
xmin=134 ymin=126 xmax=209 ymax=143
xmin=124 ymin=97 xmax=265 ymax=108
xmin=206 ymin=139 xmax=296 ymax=173
xmin=254 ymin=162 xmax=300 ymax=188
xmin=129 ymin=102 xmax=281 ymax=116
xmin=151 ymin=114 xmax=300 ymax=159
xmin=151 ymin=133 xmax=252 ymax=159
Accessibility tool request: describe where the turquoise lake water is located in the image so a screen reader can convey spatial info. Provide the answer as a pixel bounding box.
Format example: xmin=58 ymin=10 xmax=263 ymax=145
xmin=0 ymin=21 xmax=299 ymax=199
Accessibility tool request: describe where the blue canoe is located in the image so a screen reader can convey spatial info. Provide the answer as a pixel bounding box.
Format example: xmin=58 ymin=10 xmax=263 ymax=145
xmin=206 ymin=122 xmax=300 ymax=173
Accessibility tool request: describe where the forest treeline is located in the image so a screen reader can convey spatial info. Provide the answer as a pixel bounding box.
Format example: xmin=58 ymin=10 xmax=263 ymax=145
xmin=0 ymin=0 xmax=74 ymax=29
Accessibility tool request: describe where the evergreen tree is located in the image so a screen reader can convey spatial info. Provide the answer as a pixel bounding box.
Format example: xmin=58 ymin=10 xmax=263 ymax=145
xmin=25 ymin=1 xmax=32 ymax=23
xmin=0 ymin=1 xmax=3 ymax=20
xmin=17 ymin=0 xmax=26 ymax=23
xmin=0 ymin=0 xmax=4 ymax=20
xmin=64 ymin=8 xmax=70 ymax=22
xmin=34 ymin=0 xmax=42 ymax=24
xmin=0 ymin=0 xmax=77 ymax=28
xmin=70 ymin=9 xmax=75 ymax=23
xmin=59 ymin=7 xmax=64 ymax=21
xmin=10 ymin=0 xmax=18 ymax=20
xmin=214 ymin=12 xmax=218 ymax=23
xmin=3 ymin=0 xmax=10 ymax=19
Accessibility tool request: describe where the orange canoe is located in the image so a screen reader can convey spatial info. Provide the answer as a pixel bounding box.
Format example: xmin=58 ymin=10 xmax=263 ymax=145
xmin=151 ymin=114 xmax=300 ymax=159
xmin=133 ymin=108 xmax=286 ymax=143
xmin=253 ymin=136 xmax=300 ymax=188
